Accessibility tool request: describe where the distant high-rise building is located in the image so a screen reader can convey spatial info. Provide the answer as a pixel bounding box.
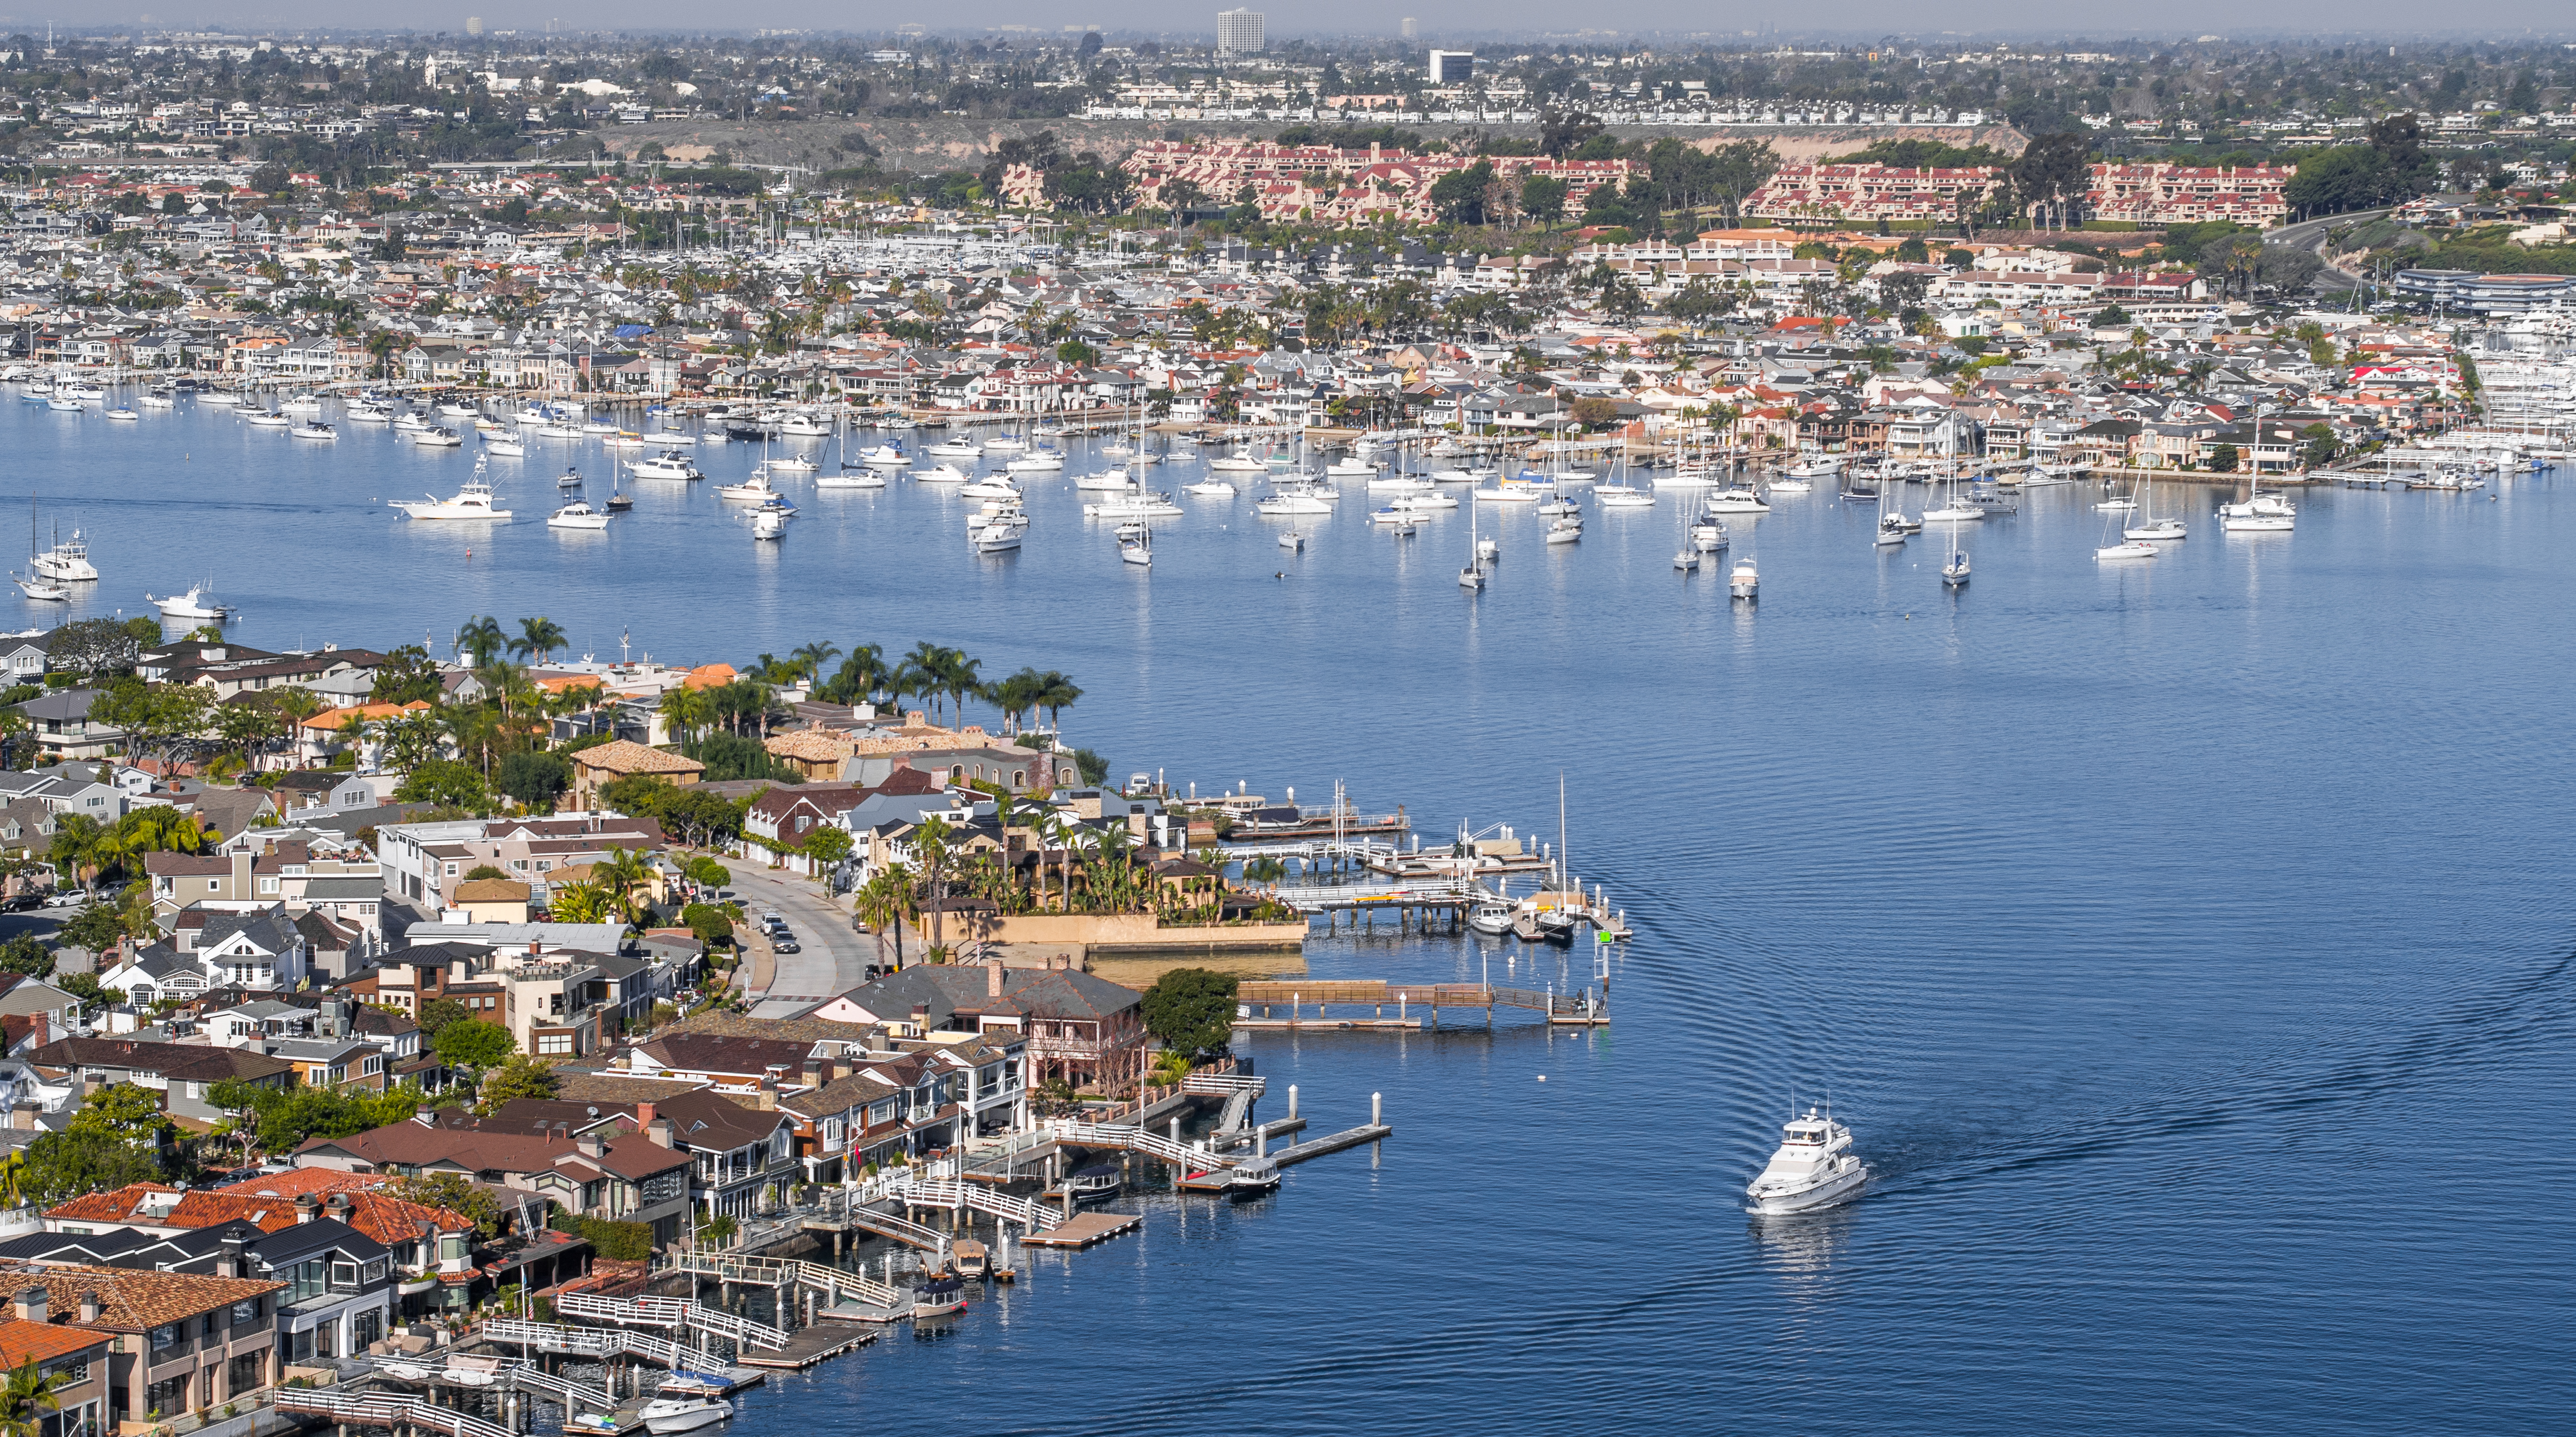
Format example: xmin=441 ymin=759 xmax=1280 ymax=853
xmin=465 ymin=15 xmax=483 ymax=36
xmin=1400 ymin=17 xmax=1418 ymax=38
xmin=1428 ymin=50 xmax=1473 ymax=84
xmin=1217 ymin=8 xmax=1266 ymax=55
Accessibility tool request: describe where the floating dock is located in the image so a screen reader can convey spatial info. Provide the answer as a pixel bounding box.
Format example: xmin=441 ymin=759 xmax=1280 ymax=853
xmin=1019 ymin=1212 xmax=1142 ymax=1249
xmin=1236 ymin=980 xmax=1609 ymax=1027
xmin=1272 ymin=1124 xmax=1392 ymax=1166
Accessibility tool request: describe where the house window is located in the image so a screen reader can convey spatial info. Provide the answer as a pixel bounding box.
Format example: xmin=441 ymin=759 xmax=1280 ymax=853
xmin=261 ymin=878 xmax=278 ymax=894
xmin=208 ymin=879 xmax=221 ymax=892
xmin=537 ymin=1033 xmax=573 ymax=1055
xmin=230 ymin=1298 xmax=261 ymax=1324
xmin=330 ymin=1260 xmax=360 ymax=1289
xmin=148 ymin=1323 xmax=180 ymax=1352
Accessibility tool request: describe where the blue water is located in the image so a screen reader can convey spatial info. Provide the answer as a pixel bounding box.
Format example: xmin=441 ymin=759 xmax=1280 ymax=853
xmin=18 ymin=397 xmax=2576 ymax=1430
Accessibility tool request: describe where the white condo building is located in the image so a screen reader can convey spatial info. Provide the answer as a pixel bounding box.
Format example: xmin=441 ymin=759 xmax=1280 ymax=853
xmin=1218 ymin=8 xmax=1266 ymax=54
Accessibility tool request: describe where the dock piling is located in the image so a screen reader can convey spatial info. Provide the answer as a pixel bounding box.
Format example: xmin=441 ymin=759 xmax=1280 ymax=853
xmin=1288 ymin=1084 xmax=1297 ymax=1119
xmin=1372 ymin=1092 xmax=1382 ymax=1125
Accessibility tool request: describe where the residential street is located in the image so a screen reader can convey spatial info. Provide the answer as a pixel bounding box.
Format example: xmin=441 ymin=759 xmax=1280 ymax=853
xmin=716 ymin=863 xmax=868 ymax=1005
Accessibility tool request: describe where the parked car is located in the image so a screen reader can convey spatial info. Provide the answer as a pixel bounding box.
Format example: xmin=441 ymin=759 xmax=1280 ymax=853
xmin=3 ymin=894 xmax=43 ymax=912
xmin=773 ymin=938 xmax=800 ymax=954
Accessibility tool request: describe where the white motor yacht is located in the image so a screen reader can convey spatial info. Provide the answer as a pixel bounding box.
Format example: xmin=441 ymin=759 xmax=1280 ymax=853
xmin=34 ymin=531 xmax=98 ymax=582
xmin=638 ymin=1397 xmax=733 ymax=1435
xmin=1254 ymin=485 xmax=1335 ymax=516
xmin=282 ymin=394 xmax=324 ymax=415
xmin=391 ymin=467 xmax=512 ymax=521
xmin=1705 ymin=486 xmax=1771 ymax=514
xmin=146 ymin=584 xmax=229 ymax=621
xmin=1185 ymin=478 xmax=1237 ymax=497
xmin=485 ymin=436 xmax=526 ymax=457
xmin=291 ymin=421 xmax=337 ymax=441
xmin=1544 ymin=516 xmax=1583 ymax=544
xmin=752 ymin=503 xmax=790 ymax=541
xmin=1005 ymin=449 xmax=1066 ymax=473
xmin=602 ymin=430 xmax=648 ymax=451
xmin=715 ymin=468 xmax=786 ymax=503
xmin=628 ymin=452 xmax=702 ymax=481
xmin=105 ymin=407 xmax=140 ymax=422
xmin=437 ymin=401 xmax=480 ymax=419
xmin=2124 ymin=517 xmax=2188 ymax=542
xmin=914 ymin=464 xmax=970 ymax=484
xmin=392 ymin=413 xmax=431 ymax=433
xmin=535 ymin=421 xmax=587 ymax=439
xmin=924 ymin=437 xmax=983 ymax=460
xmin=1075 ymin=469 xmax=1142 ymax=490
xmin=139 ymin=389 xmax=177 ymax=410
xmin=778 ymin=412 xmax=833 ymax=437
xmin=547 ymin=499 xmax=610 ymax=531
xmin=414 ymin=426 xmax=465 ymax=448
xmin=959 ymin=476 xmax=1021 ymax=500
xmin=1744 ymin=1108 xmax=1868 ymax=1215
xmin=817 ymin=466 xmax=888 ymax=490
xmin=856 ymin=443 xmax=911 ymax=467
xmin=1208 ymin=449 xmax=1267 ymax=474
xmin=244 ymin=410 xmax=291 ymax=428
xmin=1593 ymin=483 xmax=1655 ymax=508
xmin=1729 ymin=559 xmax=1759 ymax=599
xmin=769 ymin=453 xmax=817 ymax=474
xmin=2219 ymin=493 xmax=2296 ymax=532
xmin=1694 ymin=520 xmax=1731 ymax=553
xmin=1085 ymin=493 xmax=1185 ymax=520
xmin=1327 ymin=456 xmax=1381 ymax=479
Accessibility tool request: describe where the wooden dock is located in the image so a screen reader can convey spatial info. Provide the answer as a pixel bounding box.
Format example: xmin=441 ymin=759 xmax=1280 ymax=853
xmin=1272 ymin=1124 xmax=1392 ymax=1166
xmin=735 ymin=1323 xmax=877 ymax=1370
xmin=1018 ymin=1212 xmax=1142 ymax=1249
xmin=1237 ymin=980 xmax=1608 ymax=1027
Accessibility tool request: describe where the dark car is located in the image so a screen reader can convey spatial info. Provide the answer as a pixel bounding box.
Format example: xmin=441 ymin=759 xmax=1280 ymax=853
xmin=3 ymin=894 xmax=43 ymax=912
xmin=773 ymin=937 xmax=800 ymax=954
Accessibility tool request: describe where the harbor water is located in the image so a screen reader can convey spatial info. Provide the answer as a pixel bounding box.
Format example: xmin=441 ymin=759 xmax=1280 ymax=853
xmin=15 ymin=399 xmax=2575 ymax=1431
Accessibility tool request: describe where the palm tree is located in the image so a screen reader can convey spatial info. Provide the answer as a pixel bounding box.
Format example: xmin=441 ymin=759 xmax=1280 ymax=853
xmin=855 ymin=867 xmax=910 ymax=968
xmin=988 ymin=667 xmax=1044 ymax=735
xmin=1035 ymin=671 xmax=1083 ymax=736
xmin=455 ymin=615 xmax=507 ymax=668
xmin=592 ymin=846 xmax=655 ymax=926
xmin=910 ymin=817 xmax=952 ymax=951
xmin=940 ymin=651 xmax=983 ymax=728
xmin=0 ymin=1355 xmax=67 ymax=1437
xmin=825 ymin=643 xmax=890 ymax=707
xmin=511 ymin=616 xmax=568 ymax=666
xmin=790 ymin=640 xmax=842 ymax=685
xmin=898 ymin=641 xmax=948 ymax=722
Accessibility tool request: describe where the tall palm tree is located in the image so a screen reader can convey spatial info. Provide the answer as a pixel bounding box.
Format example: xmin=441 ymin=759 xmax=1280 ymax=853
xmin=855 ymin=866 xmax=910 ymax=968
xmin=659 ymin=684 xmax=711 ymax=747
xmin=455 ymin=616 xmax=507 ymax=668
xmin=791 ymin=640 xmax=842 ymax=684
xmin=512 ymin=616 xmax=568 ymax=666
xmin=592 ymin=846 xmax=655 ymax=926
xmin=898 ymin=641 xmax=948 ymax=722
xmin=1035 ymin=671 xmax=1083 ymax=736
xmin=940 ymin=651 xmax=983 ymax=728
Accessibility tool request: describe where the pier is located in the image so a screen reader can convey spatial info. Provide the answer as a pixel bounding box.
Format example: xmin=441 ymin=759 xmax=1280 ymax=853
xmin=1235 ymin=979 xmax=1610 ymax=1027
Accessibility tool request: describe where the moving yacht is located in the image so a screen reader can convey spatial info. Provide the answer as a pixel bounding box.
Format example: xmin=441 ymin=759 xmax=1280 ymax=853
xmin=1744 ymin=1108 xmax=1868 ymax=1215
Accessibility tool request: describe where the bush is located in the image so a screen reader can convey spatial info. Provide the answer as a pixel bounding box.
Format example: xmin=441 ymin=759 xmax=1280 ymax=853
xmin=1141 ymin=968 xmax=1238 ymax=1057
xmin=550 ymin=1205 xmax=654 ymax=1261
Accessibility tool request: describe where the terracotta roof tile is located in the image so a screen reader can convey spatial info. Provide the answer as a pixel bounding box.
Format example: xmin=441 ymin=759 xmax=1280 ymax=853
xmin=10 ymin=1264 xmax=284 ymax=1331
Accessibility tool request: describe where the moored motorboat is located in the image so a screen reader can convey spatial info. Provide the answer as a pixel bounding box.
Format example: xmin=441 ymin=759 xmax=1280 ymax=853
xmin=638 ymin=1397 xmax=734 ymax=1435
xmin=147 ymin=584 xmax=229 ymax=621
xmin=548 ymin=499 xmax=609 ymax=530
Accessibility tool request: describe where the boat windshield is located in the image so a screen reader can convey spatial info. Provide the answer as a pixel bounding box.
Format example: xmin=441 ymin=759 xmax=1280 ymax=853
xmin=1782 ymin=1127 xmax=1824 ymax=1144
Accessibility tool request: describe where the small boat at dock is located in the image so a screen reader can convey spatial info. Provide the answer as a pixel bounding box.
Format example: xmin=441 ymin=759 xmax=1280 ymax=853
xmin=638 ymin=1397 xmax=733 ymax=1434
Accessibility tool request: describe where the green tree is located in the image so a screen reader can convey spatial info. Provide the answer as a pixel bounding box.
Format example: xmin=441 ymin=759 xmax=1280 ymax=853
xmin=1429 ymin=160 xmax=1497 ymax=225
xmin=474 ymin=1054 xmax=560 ymax=1112
xmin=69 ymin=1083 xmax=170 ymax=1146
xmin=434 ymin=1019 xmax=516 ymax=1070
xmin=0 ymin=935 xmax=52 ymax=979
xmin=384 ymin=1170 xmax=502 ymax=1236
xmin=454 ymin=616 xmax=507 ymax=668
xmin=0 ymin=1353 xmax=70 ymax=1436
xmin=2210 ymin=442 xmax=2240 ymax=474
xmin=18 ymin=1128 xmax=160 ymax=1204
xmin=497 ymin=750 xmax=569 ymax=810
xmin=415 ymin=997 xmax=472 ymax=1039
xmin=510 ymin=617 xmax=568 ymax=665
xmin=1140 ymin=968 xmax=1239 ymax=1057
xmin=679 ymin=902 xmax=734 ymax=947
xmin=1519 ymin=174 xmax=1567 ymax=230
xmin=57 ymin=905 xmax=127 ymax=955
xmin=369 ymin=645 xmax=445 ymax=705
xmin=801 ymin=826 xmax=852 ymax=868
xmin=684 ymin=856 xmax=732 ymax=889
xmin=396 ymin=759 xmax=489 ymax=811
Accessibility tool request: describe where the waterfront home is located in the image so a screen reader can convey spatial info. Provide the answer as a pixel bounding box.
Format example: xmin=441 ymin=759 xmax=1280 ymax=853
xmin=14 ymin=1263 xmax=288 ymax=1419
xmin=0 ymin=1296 xmax=114 ymax=1437
xmin=813 ymin=963 xmax=1148 ymax=1097
xmin=24 ymin=1194 xmax=400 ymax=1361
xmin=375 ymin=812 xmax=667 ymax=910
xmin=11 ymin=690 xmax=124 ymax=764
xmin=292 ymin=1112 xmax=693 ymax=1249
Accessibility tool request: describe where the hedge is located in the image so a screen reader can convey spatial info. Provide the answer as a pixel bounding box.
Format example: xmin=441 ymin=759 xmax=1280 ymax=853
xmin=548 ymin=1207 xmax=654 ymax=1262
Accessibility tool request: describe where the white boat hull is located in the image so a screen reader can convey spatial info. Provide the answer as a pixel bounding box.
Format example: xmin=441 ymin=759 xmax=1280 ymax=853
xmin=1745 ymin=1164 xmax=1868 ymax=1215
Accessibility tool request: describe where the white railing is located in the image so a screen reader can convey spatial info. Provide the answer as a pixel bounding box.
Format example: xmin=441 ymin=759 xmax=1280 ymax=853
xmin=1045 ymin=1119 xmax=1228 ymax=1174
xmin=555 ymin=1290 xmax=787 ymax=1351
xmin=881 ymin=1176 xmax=1061 ymax=1232
xmin=273 ymin=1392 xmax=510 ymax=1437
xmin=1179 ymin=1072 xmax=1267 ymax=1096
xmin=478 ymin=1318 xmax=683 ymax=1367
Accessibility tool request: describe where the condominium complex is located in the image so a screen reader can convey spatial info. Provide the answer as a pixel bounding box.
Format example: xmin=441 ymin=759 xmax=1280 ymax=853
xmin=1217 ymin=8 xmax=1266 ymax=55
xmin=1428 ymin=50 xmax=1474 ymax=84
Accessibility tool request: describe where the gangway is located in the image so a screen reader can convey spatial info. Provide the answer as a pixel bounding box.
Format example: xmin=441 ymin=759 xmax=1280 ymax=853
xmin=881 ymin=1176 xmax=1062 ymax=1232
xmin=274 ymin=1390 xmax=511 ymax=1437
xmin=555 ymin=1291 xmax=788 ymax=1351
xmin=477 ymin=1318 xmax=681 ymax=1367
xmin=1044 ymin=1119 xmax=1240 ymax=1177
xmin=363 ymin=1356 xmax=610 ymax=1415
xmin=657 ymin=1251 xmax=909 ymax=1310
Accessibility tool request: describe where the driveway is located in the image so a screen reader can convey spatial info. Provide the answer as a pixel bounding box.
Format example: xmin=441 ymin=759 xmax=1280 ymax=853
xmin=719 ymin=863 xmax=868 ymax=1002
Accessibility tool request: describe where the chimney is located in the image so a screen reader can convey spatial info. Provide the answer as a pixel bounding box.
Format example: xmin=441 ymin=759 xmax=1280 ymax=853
xmin=576 ymin=1131 xmax=606 ymax=1157
xmin=831 ymin=1052 xmax=852 ymax=1083
xmin=987 ymin=959 xmax=1005 ymax=998
xmin=215 ymin=1236 xmax=245 ymax=1280
xmin=294 ymin=1193 xmax=318 ymax=1225
xmin=755 ymin=1073 xmax=777 ymax=1111
xmin=646 ymin=1117 xmax=674 ymax=1148
xmin=635 ymin=1101 xmax=655 ymax=1131
xmin=801 ymin=1059 xmax=823 ymax=1088
xmin=324 ymin=1192 xmax=353 ymax=1224
xmin=11 ymin=1287 xmax=44 ymax=1323
xmin=77 ymin=1292 xmax=100 ymax=1324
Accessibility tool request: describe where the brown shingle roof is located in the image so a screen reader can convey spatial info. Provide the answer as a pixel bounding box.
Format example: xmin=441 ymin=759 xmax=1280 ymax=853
xmin=571 ymin=741 xmax=705 ymax=779
xmin=15 ymin=1264 xmax=284 ymax=1331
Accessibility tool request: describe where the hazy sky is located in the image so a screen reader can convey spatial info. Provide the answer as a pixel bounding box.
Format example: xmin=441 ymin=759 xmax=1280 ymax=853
xmin=9 ymin=3 xmax=2574 ymax=39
